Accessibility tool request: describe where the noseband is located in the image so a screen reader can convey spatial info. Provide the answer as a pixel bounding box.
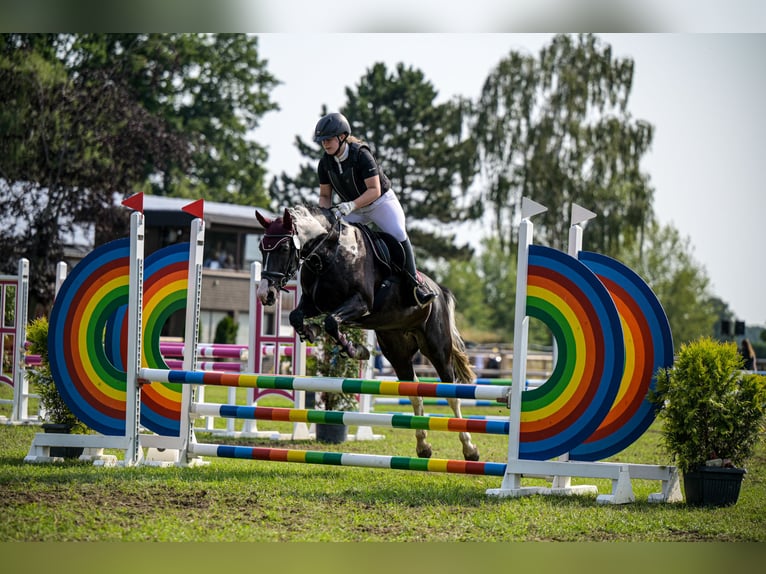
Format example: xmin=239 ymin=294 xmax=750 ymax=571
xmin=260 ymin=233 xmax=301 ymax=292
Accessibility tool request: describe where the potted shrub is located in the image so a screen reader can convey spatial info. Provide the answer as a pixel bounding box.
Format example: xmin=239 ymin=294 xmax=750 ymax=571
xmin=309 ymin=324 xmax=363 ymax=444
xmin=650 ymin=337 xmax=766 ymax=506
xmin=26 ymin=317 xmax=87 ymax=456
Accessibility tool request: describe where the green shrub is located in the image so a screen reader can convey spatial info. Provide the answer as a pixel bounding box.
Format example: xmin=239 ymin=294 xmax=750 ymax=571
xmin=26 ymin=317 xmax=87 ymax=432
xmin=651 ymin=337 xmax=766 ymax=474
xmin=308 ymin=322 xmax=366 ymax=412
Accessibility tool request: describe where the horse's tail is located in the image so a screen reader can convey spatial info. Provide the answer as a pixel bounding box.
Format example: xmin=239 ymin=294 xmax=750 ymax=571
xmin=442 ymin=287 xmax=476 ymax=385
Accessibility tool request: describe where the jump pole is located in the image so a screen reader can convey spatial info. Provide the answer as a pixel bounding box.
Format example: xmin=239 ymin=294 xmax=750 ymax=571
xmin=191 ymin=402 xmax=511 ymax=435
xmin=138 ymin=368 xmax=511 ymax=402
xmin=190 ymin=442 xmax=507 ymax=476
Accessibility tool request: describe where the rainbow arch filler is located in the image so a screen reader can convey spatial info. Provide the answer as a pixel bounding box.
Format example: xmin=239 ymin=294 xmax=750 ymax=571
xmin=48 ymin=240 xmax=189 ymax=436
xmin=569 ymin=251 xmax=674 ymax=461
xmin=521 ymin=244 xmax=624 ymax=460
xmin=487 ymin=198 xmax=681 ymax=503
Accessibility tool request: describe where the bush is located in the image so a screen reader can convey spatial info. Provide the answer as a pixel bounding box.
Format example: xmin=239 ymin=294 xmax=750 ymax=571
xmin=651 ymin=337 xmax=766 ymax=474
xmin=26 ymin=317 xmax=87 ymax=432
xmin=309 ymin=323 xmax=365 ymax=412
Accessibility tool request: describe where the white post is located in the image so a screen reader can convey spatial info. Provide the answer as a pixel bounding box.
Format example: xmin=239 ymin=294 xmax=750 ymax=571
xmin=289 ymin=272 xmax=312 ymax=440
xmin=180 ymin=218 xmax=205 ymax=464
xmin=487 ymin=197 xmax=546 ymax=497
xmin=244 ymin=262 xmax=261 ymax=435
xmin=54 ymin=262 xmax=68 ymax=298
xmin=12 ymin=258 xmax=30 ymax=422
xmin=125 ymin=211 xmax=145 ymax=466
xmin=550 ymin=204 xmax=599 ymax=488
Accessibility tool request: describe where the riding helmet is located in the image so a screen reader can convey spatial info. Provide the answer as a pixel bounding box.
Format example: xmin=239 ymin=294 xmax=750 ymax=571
xmin=314 ymin=112 xmax=351 ymax=143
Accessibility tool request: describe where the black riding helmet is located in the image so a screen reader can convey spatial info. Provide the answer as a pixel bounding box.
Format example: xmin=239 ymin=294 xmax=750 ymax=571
xmin=313 ymin=112 xmax=351 ymax=143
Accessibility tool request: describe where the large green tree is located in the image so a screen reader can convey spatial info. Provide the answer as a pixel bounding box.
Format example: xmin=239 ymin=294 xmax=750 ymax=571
xmin=0 ymin=33 xmax=279 ymax=309
xmin=269 ymin=62 xmax=478 ymax=265
xmin=474 ymin=33 xmax=653 ymax=258
xmin=618 ymin=220 xmax=717 ymax=347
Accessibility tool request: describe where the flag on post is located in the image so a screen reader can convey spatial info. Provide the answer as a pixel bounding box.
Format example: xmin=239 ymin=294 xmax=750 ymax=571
xmin=121 ymin=192 xmax=144 ymax=213
xmin=182 ymin=199 xmax=204 ymax=219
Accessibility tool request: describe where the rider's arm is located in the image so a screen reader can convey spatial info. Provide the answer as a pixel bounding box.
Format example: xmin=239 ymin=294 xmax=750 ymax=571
xmin=319 ymin=183 xmax=333 ymax=209
xmin=353 ymin=175 xmax=383 ymax=209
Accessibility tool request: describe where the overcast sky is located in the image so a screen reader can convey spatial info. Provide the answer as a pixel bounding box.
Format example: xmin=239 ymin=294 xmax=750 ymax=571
xmin=253 ymin=33 xmax=766 ymax=326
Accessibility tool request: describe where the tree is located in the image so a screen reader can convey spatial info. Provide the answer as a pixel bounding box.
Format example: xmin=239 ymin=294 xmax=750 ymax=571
xmin=618 ymin=220 xmax=717 ymax=347
xmin=269 ymin=62 xmax=478 ymax=266
xmin=474 ymin=33 xmax=654 ymax=259
xmin=0 ymin=33 xmax=279 ymax=310
xmin=213 ymin=314 xmax=238 ymax=345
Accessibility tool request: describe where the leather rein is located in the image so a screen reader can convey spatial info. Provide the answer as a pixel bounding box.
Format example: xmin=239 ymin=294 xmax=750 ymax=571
xmin=260 ymin=217 xmax=342 ymax=291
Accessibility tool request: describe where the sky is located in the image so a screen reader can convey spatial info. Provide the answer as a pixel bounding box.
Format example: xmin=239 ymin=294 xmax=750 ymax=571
xmin=253 ymin=33 xmax=766 ymax=326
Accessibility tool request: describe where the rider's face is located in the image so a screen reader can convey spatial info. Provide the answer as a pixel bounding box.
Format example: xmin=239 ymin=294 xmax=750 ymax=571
xmin=321 ymin=135 xmax=344 ymax=155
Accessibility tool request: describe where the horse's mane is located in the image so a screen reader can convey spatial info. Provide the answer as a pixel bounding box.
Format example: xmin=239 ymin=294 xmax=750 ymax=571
xmin=287 ymin=205 xmax=331 ymax=244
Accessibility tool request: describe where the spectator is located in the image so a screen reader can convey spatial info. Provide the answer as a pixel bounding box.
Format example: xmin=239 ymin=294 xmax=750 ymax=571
xmin=739 ymin=338 xmax=757 ymax=371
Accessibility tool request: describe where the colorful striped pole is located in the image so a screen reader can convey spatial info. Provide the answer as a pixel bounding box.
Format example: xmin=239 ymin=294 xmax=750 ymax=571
xmin=374 ymin=398 xmax=504 ymax=407
xmin=191 ymin=403 xmax=510 ymax=435
xmin=190 ymin=442 xmax=507 ymax=476
xmin=139 ymin=368 xmax=511 ymax=402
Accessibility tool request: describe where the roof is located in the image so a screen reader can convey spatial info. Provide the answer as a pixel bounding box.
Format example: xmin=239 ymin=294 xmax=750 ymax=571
xmin=140 ymin=195 xmax=275 ymax=230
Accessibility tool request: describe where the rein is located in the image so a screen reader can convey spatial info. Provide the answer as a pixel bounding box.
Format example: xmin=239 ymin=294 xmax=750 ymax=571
xmin=261 ymin=216 xmax=342 ymax=290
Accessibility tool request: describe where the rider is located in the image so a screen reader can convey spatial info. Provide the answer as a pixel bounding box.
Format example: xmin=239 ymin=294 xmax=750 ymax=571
xmin=313 ymin=112 xmax=436 ymax=308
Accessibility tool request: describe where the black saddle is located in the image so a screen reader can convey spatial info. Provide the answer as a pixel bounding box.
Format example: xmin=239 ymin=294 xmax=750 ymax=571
xmin=351 ymin=223 xmax=405 ymax=274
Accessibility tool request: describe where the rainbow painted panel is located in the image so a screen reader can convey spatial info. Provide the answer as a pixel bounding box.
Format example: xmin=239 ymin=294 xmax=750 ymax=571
xmin=49 ymin=239 xmax=130 ymax=435
xmin=520 ymin=245 xmax=624 ymax=460
xmin=103 ymin=243 xmax=189 ymax=436
xmin=569 ymin=251 xmax=673 ymax=461
xmin=50 ymin=241 xmax=188 ymax=436
xmin=138 ymin=243 xmax=188 ymax=435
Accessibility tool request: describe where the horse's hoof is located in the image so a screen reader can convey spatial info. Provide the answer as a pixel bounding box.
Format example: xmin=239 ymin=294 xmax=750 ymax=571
xmin=356 ymin=347 xmax=370 ymax=361
xmin=417 ymin=446 xmax=432 ymax=459
xmin=464 ymin=451 xmax=480 ymax=462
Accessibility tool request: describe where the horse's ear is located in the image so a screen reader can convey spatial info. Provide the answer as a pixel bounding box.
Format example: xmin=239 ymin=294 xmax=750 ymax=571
xmin=283 ymin=208 xmax=293 ymax=232
xmin=255 ymin=210 xmax=271 ymax=228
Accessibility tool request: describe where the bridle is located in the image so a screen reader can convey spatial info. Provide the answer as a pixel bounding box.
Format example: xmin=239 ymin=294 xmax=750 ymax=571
xmin=260 ymin=215 xmax=342 ymax=292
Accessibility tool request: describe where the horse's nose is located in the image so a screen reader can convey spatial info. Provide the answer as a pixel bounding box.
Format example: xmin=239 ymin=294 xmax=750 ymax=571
xmin=256 ymin=278 xmax=275 ymax=305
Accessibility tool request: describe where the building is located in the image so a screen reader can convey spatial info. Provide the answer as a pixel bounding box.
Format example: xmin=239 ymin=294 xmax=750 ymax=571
xmin=142 ymin=195 xmax=278 ymax=346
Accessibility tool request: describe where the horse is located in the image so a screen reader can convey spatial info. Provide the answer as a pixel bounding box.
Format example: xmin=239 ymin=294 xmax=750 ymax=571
xmin=255 ymin=205 xmax=479 ymax=461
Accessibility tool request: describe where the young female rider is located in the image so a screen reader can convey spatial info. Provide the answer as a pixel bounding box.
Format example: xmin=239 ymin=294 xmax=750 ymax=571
xmin=313 ymin=112 xmax=435 ymax=308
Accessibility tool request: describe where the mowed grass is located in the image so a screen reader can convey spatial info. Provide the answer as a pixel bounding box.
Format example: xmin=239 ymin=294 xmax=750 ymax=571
xmin=0 ymin=387 xmax=765 ymax=542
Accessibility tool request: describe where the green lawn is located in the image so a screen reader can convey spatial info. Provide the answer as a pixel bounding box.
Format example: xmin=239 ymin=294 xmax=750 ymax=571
xmin=0 ymin=394 xmax=764 ymax=542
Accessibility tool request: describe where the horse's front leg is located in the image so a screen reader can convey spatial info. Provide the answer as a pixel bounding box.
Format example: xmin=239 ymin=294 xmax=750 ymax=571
xmin=323 ymin=293 xmax=371 ymax=360
xmin=446 ymin=397 xmax=479 ymax=461
xmin=289 ymin=295 xmax=321 ymax=343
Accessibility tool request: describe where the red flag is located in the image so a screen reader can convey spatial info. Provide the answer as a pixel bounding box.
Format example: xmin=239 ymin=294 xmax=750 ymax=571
xmin=121 ymin=192 xmax=143 ymax=213
xmin=182 ymin=199 xmax=204 ymax=219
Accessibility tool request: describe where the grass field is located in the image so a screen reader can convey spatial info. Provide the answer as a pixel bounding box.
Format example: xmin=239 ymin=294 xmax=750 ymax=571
xmin=1 ymin=386 xmax=764 ymax=543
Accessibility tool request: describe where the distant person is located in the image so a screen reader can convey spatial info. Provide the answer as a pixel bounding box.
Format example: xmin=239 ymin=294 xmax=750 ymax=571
xmin=739 ymin=338 xmax=757 ymax=371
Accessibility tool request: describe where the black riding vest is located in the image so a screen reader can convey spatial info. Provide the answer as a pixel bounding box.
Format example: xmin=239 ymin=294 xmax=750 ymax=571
xmin=319 ymin=142 xmax=391 ymax=203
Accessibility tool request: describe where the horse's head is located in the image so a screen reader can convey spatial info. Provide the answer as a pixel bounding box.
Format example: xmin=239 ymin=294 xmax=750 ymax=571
xmin=255 ymin=208 xmax=302 ymax=306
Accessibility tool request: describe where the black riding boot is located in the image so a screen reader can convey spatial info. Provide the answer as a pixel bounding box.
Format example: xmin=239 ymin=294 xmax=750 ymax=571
xmin=400 ymin=239 xmax=436 ymax=308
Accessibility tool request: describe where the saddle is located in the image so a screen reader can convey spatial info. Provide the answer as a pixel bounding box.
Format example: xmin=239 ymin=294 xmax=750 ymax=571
xmin=350 ymin=223 xmax=406 ymax=275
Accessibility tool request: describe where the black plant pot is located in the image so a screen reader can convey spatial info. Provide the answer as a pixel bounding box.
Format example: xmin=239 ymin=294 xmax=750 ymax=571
xmin=315 ymin=423 xmax=348 ymax=444
xmin=42 ymin=423 xmax=84 ymax=459
xmin=683 ymin=466 xmax=746 ymax=507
